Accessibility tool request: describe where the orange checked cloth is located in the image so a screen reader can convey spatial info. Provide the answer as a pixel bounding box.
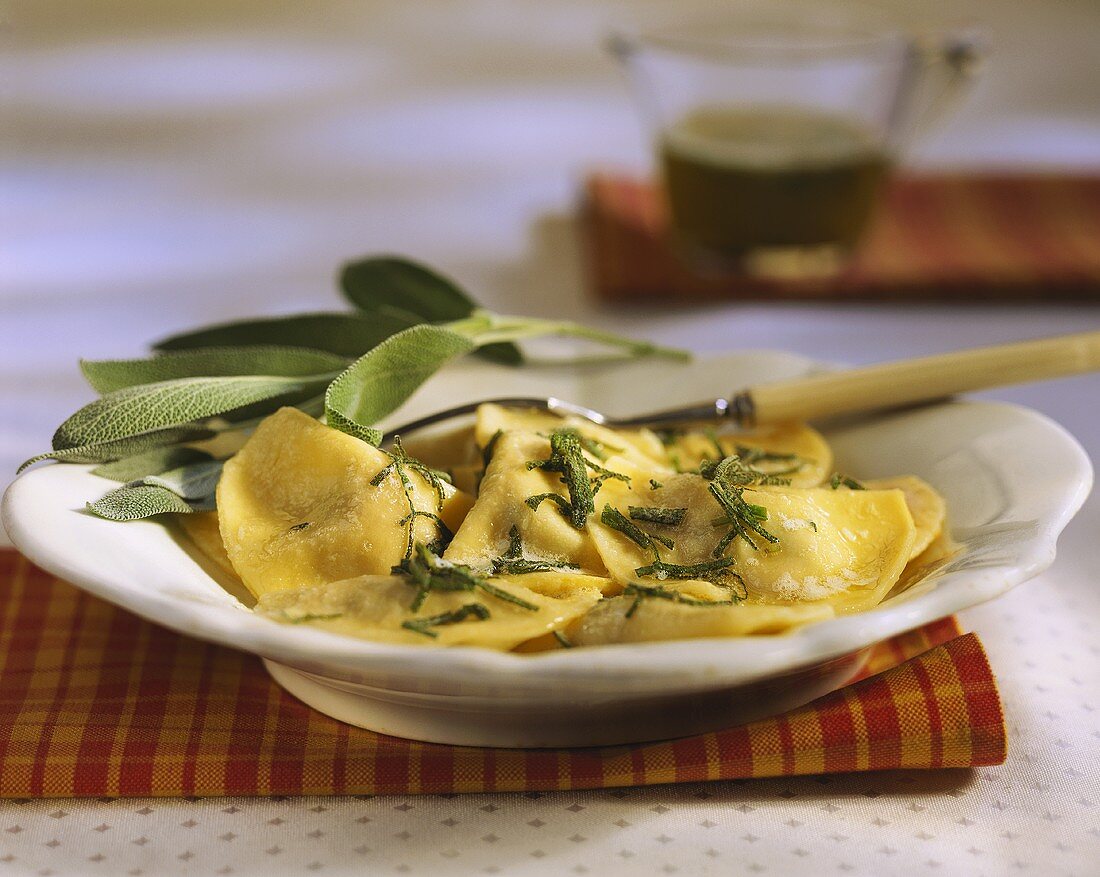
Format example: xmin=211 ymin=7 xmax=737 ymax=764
xmin=584 ymin=173 xmax=1100 ymax=303
xmin=0 ymin=552 xmax=1006 ymax=798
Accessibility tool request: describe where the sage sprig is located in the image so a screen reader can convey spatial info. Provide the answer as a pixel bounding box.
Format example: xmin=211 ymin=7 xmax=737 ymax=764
xmin=142 ymin=459 xmax=224 ymax=500
xmin=22 ymin=254 xmax=689 ymax=523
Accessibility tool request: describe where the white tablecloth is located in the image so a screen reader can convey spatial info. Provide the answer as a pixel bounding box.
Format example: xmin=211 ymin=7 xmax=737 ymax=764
xmin=2 ymin=2 xmax=1099 ymax=874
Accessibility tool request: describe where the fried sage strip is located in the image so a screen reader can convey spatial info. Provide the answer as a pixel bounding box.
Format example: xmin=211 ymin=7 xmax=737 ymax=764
xmin=525 ymin=492 xmax=573 ymax=517
xmin=599 ymin=505 xmax=674 ymax=551
xmin=491 ymin=525 xmax=579 ymax=575
xmin=372 ymin=437 xmax=452 ymax=509
xmin=633 ymin=559 xmax=748 ymax=600
xmin=370 ymin=436 xmax=455 ymax=560
xmin=628 ymin=506 xmax=687 ymax=526
xmin=536 ymin=428 xmax=622 ymax=462
xmin=704 ymin=456 xmax=784 ymax=554
xmin=622 ymin=583 xmax=740 ymax=618
xmin=396 ymin=543 xmax=539 ymax=613
xmin=526 ymin=429 xmax=629 ymax=529
xmin=602 ymin=505 xmax=747 ymax=588
xmin=526 ymin=429 xmax=593 ymax=528
xmin=733 ymin=445 xmax=806 ymax=477
xmin=401 ymin=603 xmax=491 ymax=638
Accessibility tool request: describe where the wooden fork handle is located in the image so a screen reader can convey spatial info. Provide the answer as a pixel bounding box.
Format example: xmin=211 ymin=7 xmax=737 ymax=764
xmin=742 ymin=330 xmax=1100 ymax=425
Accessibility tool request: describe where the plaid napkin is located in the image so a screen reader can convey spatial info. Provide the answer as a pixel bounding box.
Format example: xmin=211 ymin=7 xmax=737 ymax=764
xmin=584 ymin=173 xmax=1100 ymax=303
xmin=0 ymin=552 xmax=1005 ymax=798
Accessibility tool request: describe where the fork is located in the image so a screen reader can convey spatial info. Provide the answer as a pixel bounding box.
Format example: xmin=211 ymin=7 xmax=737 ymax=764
xmin=383 ymin=330 xmax=1100 ymax=441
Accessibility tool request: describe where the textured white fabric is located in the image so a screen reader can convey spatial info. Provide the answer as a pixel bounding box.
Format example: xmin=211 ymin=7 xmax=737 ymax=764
xmin=0 ymin=559 xmax=1098 ymax=877
xmin=2 ymin=1 xmax=1099 ymax=875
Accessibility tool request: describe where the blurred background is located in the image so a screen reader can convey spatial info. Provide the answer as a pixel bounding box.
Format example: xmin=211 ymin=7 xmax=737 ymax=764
xmin=3 ymin=0 xmax=1099 ymax=487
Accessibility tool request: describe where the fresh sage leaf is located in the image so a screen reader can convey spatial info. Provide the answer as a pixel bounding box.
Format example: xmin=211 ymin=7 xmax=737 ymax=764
xmin=341 ymin=256 xmax=479 ymax=322
xmin=325 ymin=324 xmax=476 ymax=445
xmin=52 ymin=374 xmax=331 ymax=452
xmin=341 ymin=256 xmax=523 ymax=366
xmin=87 ymin=484 xmax=203 ymax=521
xmin=211 ymin=389 xmax=327 ymax=427
xmin=81 ymin=347 xmax=347 ymax=394
xmin=19 ymin=426 xmax=216 ymax=473
xmin=87 ymin=460 xmax=223 ymax=520
xmin=154 ymin=312 xmax=419 ymax=358
xmin=143 ymin=459 xmax=223 ymax=500
xmin=92 ymin=447 xmax=213 ymax=482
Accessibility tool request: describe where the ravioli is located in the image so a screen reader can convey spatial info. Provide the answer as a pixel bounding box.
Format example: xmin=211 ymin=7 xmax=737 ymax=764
xmin=587 ymin=457 xmax=916 ymax=613
xmin=217 ymin=407 xmax=474 ymax=598
xmin=444 ymin=463 xmax=483 ymax=496
xmin=399 ymin=424 xmax=480 ymax=470
xmin=891 ymin=528 xmax=963 ymax=598
xmin=741 ymin=487 xmax=916 ymax=612
xmin=474 ymin=404 xmax=670 ymax=469
xmin=178 ymin=511 xmax=241 ymax=582
xmin=257 ymin=572 xmax=602 ymax=650
xmin=213 ymin=402 xmax=947 ymax=650
xmin=443 ymin=430 xmax=609 ymax=579
xmin=657 ymin=422 xmax=832 ymax=487
xmin=862 ymin=476 xmax=946 ymax=559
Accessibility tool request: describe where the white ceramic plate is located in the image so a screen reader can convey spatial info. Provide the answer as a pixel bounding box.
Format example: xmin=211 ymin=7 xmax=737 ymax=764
xmin=2 ymin=352 xmax=1093 ymax=747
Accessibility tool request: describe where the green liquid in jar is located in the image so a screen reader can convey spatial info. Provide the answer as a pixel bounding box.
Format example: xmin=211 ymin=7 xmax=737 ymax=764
xmin=660 ymin=105 xmax=891 ymax=258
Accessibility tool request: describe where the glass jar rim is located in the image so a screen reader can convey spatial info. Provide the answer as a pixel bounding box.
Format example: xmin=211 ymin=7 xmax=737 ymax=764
xmin=610 ymin=2 xmax=912 ymax=62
